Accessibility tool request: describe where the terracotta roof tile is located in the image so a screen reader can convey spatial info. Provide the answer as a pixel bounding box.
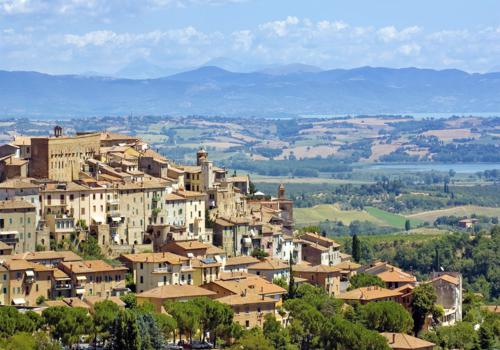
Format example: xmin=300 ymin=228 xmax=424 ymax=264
xmin=381 ymin=333 xmax=435 ymax=349
xmin=137 ymin=285 xmax=216 ymax=300
xmin=339 ymin=286 xmax=402 ymax=301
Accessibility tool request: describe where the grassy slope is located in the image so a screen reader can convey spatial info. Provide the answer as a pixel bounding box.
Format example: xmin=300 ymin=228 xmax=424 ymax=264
xmin=295 ymin=204 xmax=426 ymax=229
xmin=406 ymin=205 xmax=500 ymax=223
xmin=294 ymin=204 xmax=385 ymax=225
xmin=336 ymin=228 xmax=447 ymax=247
xmin=366 ymin=206 xmax=423 ymax=229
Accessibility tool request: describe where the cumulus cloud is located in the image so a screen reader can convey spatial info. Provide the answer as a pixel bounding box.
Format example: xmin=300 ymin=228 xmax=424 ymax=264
xmin=260 ymin=16 xmax=300 ymax=37
xmin=1 ymin=14 xmax=499 ymax=74
xmin=377 ymin=25 xmax=421 ymax=42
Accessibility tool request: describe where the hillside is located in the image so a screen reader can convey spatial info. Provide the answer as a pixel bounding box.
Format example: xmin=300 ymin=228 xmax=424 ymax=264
xmin=1 ymin=67 xmax=500 ymax=117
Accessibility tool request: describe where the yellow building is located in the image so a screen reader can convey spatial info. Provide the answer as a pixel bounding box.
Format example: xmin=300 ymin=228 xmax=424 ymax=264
xmin=136 ymin=284 xmax=217 ymax=312
xmin=203 ymin=274 xmax=286 ymax=308
xmin=0 ymin=264 xmax=9 ymax=305
xmin=119 ymin=252 xmax=195 ymax=293
xmin=293 ymin=263 xmax=341 ymax=296
xmin=3 ymin=259 xmax=54 ymax=306
xmin=59 ymin=259 xmax=128 ymax=298
xmin=217 ymin=293 xmax=279 ymax=329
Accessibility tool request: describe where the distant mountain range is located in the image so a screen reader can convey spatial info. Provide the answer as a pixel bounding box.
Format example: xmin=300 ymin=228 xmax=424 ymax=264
xmin=1 ymin=65 xmax=500 ymax=118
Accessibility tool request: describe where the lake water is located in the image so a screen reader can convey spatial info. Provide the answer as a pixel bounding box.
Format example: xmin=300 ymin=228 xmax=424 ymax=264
xmin=363 ymin=163 xmax=500 ymax=174
xmin=300 ymin=112 xmax=500 ymax=119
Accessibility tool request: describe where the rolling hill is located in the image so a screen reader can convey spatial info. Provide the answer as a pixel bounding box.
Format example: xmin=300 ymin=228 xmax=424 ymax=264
xmin=1 ymin=66 xmax=500 ymax=118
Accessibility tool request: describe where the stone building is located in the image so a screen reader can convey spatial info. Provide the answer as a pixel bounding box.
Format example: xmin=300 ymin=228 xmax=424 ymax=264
xmin=2 ymin=259 xmax=54 ymax=306
xmin=0 ymin=200 xmax=37 ymax=253
xmin=30 ymin=127 xmax=100 ymax=181
xmin=58 ymin=259 xmax=128 ymax=298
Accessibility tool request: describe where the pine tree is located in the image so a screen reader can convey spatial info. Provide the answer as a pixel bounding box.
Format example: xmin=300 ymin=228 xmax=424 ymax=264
xmin=405 ymin=219 xmax=411 ymax=231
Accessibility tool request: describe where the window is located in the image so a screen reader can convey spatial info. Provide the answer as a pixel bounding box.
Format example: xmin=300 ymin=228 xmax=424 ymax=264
xmin=140 ymin=276 xmax=144 ymax=283
xmin=245 ymin=320 xmax=250 ymax=328
xmin=140 ymin=263 xmax=144 ymax=270
xmin=0 ymin=219 xmax=3 ymax=229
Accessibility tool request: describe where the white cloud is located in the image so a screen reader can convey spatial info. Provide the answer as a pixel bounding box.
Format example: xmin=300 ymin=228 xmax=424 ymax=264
xmin=398 ymin=43 xmax=421 ymax=55
xmin=1 ymin=15 xmax=499 ymax=74
xmin=1 ymin=0 xmax=38 ymax=14
xmin=260 ymin=16 xmax=300 ymax=37
xmin=232 ymin=30 xmax=253 ymax=51
xmin=378 ymin=25 xmax=421 ymax=42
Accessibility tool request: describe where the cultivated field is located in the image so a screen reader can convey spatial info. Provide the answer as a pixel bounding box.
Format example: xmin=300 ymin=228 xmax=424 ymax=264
xmin=294 ymin=204 xmax=420 ymax=228
xmin=365 ymin=207 xmax=422 ymax=229
xmin=406 ymin=205 xmax=500 ymax=223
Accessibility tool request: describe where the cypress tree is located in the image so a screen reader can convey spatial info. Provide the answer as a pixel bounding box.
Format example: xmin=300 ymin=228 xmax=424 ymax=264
xmin=352 ymin=234 xmax=361 ymax=263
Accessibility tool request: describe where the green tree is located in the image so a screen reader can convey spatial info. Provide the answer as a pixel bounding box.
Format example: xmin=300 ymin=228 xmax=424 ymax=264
xmin=0 ymin=307 xmax=36 ymax=338
xmin=405 ymin=219 xmax=411 ymax=231
xmin=78 ymin=235 xmax=103 ymax=259
xmin=249 ymin=181 xmax=256 ymax=195
xmin=154 ymin=313 xmax=177 ymax=343
xmin=352 ymin=234 xmax=361 ymax=263
xmin=0 ymin=332 xmax=35 ymax=350
xmin=192 ymin=297 xmax=234 ymax=345
xmin=479 ymin=322 xmax=495 ymax=350
xmin=165 ymin=300 xmax=201 ymax=343
xmin=320 ymin=316 xmax=391 ymax=350
xmin=284 ymin=299 xmax=324 ymax=349
xmin=288 ymin=253 xmax=296 ymax=299
xmin=423 ymin=322 xmax=479 ymax=350
xmin=347 ymin=273 xmax=385 ymax=290
xmin=251 ymin=248 xmax=269 ymax=259
xmin=93 ymin=300 xmax=121 ymax=344
xmin=120 ymin=293 xmax=137 ymax=308
xmin=411 ymin=284 xmax=437 ymax=334
xmin=42 ymin=306 xmax=92 ymax=347
xmin=263 ymin=314 xmax=297 ymax=350
xmin=109 ymin=309 xmax=142 ymax=350
xmin=357 ymin=301 xmax=414 ymax=333
xmin=230 ymin=329 xmax=274 ymax=350
xmin=33 ymin=331 xmax=61 ymax=350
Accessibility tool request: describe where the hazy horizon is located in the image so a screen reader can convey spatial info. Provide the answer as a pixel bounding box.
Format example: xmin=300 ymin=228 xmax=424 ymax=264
xmin=1 ymin=0 xmax=499 ymax=77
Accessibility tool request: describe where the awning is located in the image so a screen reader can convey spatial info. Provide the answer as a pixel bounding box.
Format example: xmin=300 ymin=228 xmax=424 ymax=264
xmin=76 ymin=275 xmax=87 ymax=281
xmin=112 ymin=217 xmax=121 ymax=222
xmin=214 ymin=255 xmax=222 ymax=263
xmin=75 ymin=288 xmax=85 ymax=295
xmin=0 ymin=230 xmax=18 ymax=236
xmin=25 ymin=270 xmax=35 ymax=277
xmin=187 ymin=252 xmax=194 ymax=258
xmin=91 ymin=214 xmax=105 ymax=224
xmin=12 ymin=298 xmax=26 ymax=305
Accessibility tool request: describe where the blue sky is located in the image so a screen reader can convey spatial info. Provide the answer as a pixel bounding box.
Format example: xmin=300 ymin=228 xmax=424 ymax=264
xmin=1 ymin=0 xmax=499 ymax=75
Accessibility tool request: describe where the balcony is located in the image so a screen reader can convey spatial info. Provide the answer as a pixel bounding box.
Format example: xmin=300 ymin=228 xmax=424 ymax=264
xmin=181 ymin=265 xmax=194 ymax=272
xmin=107 ymin=198 xmax=120 ymax=206
xmin=153 ymin=267 xmax=173 ymax=274
xmin=23 ymin=270 xmax=35 ymax=284
xmin=54 ymin=282 xmax=72 ymax=290
xmin=0 ymin=231 xmax=19 ymax=245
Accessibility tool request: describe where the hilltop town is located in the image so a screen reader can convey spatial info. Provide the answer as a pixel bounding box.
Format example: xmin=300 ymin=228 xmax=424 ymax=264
xmin=0 ymin=126 xmax=484 ymax=349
